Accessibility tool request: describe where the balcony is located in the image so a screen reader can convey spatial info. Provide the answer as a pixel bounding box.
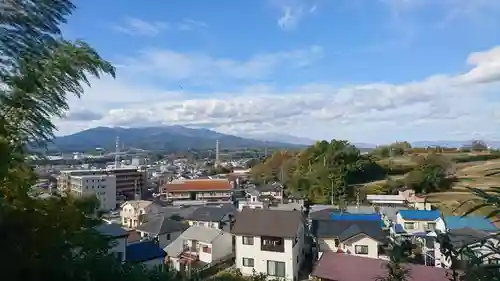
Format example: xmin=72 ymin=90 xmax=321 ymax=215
xmin=261 ymin=236 xmax=285 ymax=252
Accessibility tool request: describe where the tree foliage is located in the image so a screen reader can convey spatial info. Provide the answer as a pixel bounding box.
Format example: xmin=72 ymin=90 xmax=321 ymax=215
xmin=404 ymin=153 xmax=454 ymax=194
xmin=251 ymin=140 xmax=386 ymax=203
xmin=0 ymin=2 xmax=249 ymax=281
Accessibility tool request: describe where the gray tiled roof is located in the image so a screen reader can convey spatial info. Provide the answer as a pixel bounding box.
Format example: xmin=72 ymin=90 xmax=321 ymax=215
xmin=137 ymin=217 xmax=186 ymax=235
xmin=186 ymin=205 xmax=235 ymax=222
xmin=232 ymin=208 xmax=303 ymax=238
xmin=95 ymin=223 xmax=128 ymax=238
xmin=317 ymin=220 xmax=386 ymax=243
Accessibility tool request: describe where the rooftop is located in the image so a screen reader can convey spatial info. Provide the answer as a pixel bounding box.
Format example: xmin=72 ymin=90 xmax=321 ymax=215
xmin=94 ymin=223 xmax=128 ymax=238
xmin=165 ymin=178 xmax=232 ymax=192
xmin=398 ymin=210 xmax=441 ymax=221
xmin=126 ymin=241 xmax=166 ymax=263
xmin=312 ymin=252 xmax=450 ymax=281
xmin=232 ymin=208 xmax=303 ymax=238
xmin=444 ymin=215 xmax=498 ymax=232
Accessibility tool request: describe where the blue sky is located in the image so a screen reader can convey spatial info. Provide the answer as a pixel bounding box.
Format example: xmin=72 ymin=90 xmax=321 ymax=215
xmin=57 ymin=0 xmax=500 ymax=144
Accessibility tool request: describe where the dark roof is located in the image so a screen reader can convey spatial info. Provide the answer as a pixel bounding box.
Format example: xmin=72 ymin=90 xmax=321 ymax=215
xmin=448 ymin=227 xmax=491 ymax=248
xmin=126 ymin=241 xmax=166 ymax=263
xmin=316 ymin=220 xmax=386 ymax=243
xmin=312 ymin=252 xmax=450 ymax=281
xmin=94 ymin=223 xmax=128 ymax=238
xmin=137 ymin=217 xmax=186 ymax=235
xmin=186 ymin=205 xmax=235 ymax=222
xmin=310 ymin=208 xmax=337 ymax=221
xmin=232 ymin=208 xmax=303 ymax=238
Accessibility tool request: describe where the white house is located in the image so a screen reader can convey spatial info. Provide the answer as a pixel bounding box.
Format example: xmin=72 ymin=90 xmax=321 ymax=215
xmin=120 ymin=200 xmax=161 ymax=228
xmin=185 ymin=205 xmax=235 ymax=231
xmin=315 ymin=220 xmax=386 ymax=260
xmin=393 ymin=210 xmax=445 ymax=236
xmin=164 ymin=226 xmax=233 ymax=272
xmin=366 ymin=190 xmax=431 ymax=210
xmin=232 ymin=208 xmax=305 ymax=281
xmin=95 ymin=222 xmax=129 ymax=262
xmin=238 ymin=191 xmax=269 ymax=211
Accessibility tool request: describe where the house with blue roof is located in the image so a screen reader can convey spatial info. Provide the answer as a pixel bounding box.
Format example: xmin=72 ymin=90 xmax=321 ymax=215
xmin=393 ymin=210 xmax=445 ymax=236
xmin=126 ymin=241 xmax=166 ymax=268
xmin=444 ymin=216 xmax=499 ymax=232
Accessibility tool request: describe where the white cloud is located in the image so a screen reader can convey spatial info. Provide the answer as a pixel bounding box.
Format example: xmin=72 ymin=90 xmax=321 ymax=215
xmin=122 ymin=46 xmax=324 ymax=82
xmin=269 ymin=0 xmax=320 ymax=30
xmin=55 ymin=45 xmax=500 ymax=144
xmin=112 ymin=17 xmax=169 ymax=36
xmin=112 ymin=17 xmax=208 ymax=36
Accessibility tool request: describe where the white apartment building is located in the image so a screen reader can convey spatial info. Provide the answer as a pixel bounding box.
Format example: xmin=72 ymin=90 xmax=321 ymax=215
xmin=69 ymin=174 xmax=117 ymax=211
xmin=232 ymin=208 xmax=306 ymax=281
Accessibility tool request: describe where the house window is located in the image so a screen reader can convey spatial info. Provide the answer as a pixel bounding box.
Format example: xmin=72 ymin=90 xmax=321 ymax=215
xmin=209 ymin=222 xmax=216 ymax=228
xmin=426 ymin=222 xmax=436 ymax=230
xmin=404 ymin=222 xmax=416 ymax=230
xmin=166 ymin=233 xmax=171 ymax=240
xmin=334 ymin=238 xmax=340 ymax=247
xmin=242 ymin=236 xmax=254 ymax=245
xmin=202 ymin=246 xmax=212 ymax=253
xmin=489 ymin=258 xmax=500 ymax=264
xmin=355 ymin=245 xmax=369 ymax=255
xmin=242 ymin=258 xmax=254 ymax=267
xmin=267 ymin=260 xmax=285 ymax=277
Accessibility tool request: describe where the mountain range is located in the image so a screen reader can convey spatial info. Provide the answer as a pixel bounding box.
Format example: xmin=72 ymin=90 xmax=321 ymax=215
xmin=50 ymin=126 xmax=302 ymax=152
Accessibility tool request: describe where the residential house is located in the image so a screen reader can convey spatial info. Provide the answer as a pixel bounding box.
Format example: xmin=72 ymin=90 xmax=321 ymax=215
xmin=436 ymin=227 xmax=500 ymax=268
xmin=311 ymin=252 xmax=450 ymax=281
xmin=136 ymin=216 xmax=187 ymax=248
xmin=95 ymin=223 xmax=129 ymax=262
xmin=316 ymin=220 xmax=387 ymax=260
xmin=162 ymin=178 xmax=232 ymax=202
xmin=120 ymin=200 xmax=161 ymax=228
xmin=186 ymin=205 xmax=235 ymax=231
xmin=255 ymin=183 xmax=283 ymax=200
xmin=444 ymin=216 xmax=499 ymax=233
xmin=238 ymin=189 xmax=269 ymax=210
xmin=164 ymin=226 xmax=233 ymax=272
xmin=126 ymin=240 xmax=166 ymax=268
xmin=392 ymin=210 xmax=445 ymax=236
xmin=366 ymin=190 xmax=431 ymax=210
xmin=232 ymin=208 xmax=306 ymax=281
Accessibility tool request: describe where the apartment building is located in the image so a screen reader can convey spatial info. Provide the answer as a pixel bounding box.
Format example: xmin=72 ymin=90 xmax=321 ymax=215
xmin=58 ymin=168 xmax=147 ymax=202
xmin=68 ymin=173 xmax=116 ymax=210
xmin=232 ymin=208 xmax=306 ymax=281
xmin=162 ymin=179 xmax=232 ymax=202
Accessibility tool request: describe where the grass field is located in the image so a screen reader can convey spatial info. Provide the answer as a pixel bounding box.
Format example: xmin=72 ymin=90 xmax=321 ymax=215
xmin=367 ymin=156 xmax=500 ymax=216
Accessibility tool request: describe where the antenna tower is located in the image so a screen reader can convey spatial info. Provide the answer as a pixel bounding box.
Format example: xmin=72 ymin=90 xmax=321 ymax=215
xmin=215 ymin=139 xmax=220 ymax=165
xmin=114 ymin=136 xmax=121 ymax=168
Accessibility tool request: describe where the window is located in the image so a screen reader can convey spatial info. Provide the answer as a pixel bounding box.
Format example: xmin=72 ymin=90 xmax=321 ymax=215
xmin=267 ymin=260 xmax=285 ymax=277
xmin=242 ymin=236 xmax=254 ymax=245
xmin=334 ymin=238 xmax=340 ymax=247
xmin=166 ymin=233 xmax=171 ymax=240
xmin=489 ymin=258 xmax=500 ymax=264
xmin=202 ymin=246 xmax=212 ymax=253
xmin=242 ymin=258 xmax=254 ymax=267
xmin=426 ymin=222 xmax=436 ymax=230
xmin=209 ymin=222 xmax=216 ymax=228
xmin=355 ymin=245 xmax=369 ymax=255
xmin=404 ymin=222 xmax=415 ymax=230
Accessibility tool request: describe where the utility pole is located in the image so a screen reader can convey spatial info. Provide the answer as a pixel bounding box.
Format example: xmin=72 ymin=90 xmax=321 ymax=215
xmin=330 ymin=177 xmax=334 ymax=206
